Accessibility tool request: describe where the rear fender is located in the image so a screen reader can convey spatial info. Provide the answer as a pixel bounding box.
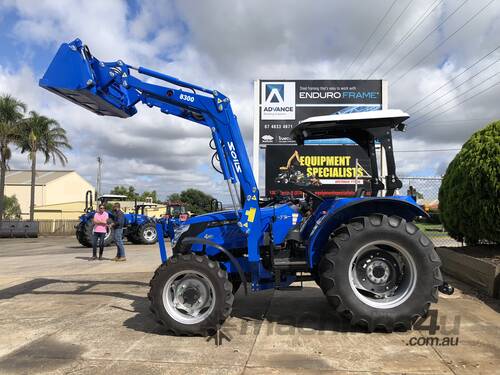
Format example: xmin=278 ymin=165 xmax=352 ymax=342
xmin=308 ymin=197 xmax=428 ymax=268
xmin=79 ymin=211 xmax=94 ymax=223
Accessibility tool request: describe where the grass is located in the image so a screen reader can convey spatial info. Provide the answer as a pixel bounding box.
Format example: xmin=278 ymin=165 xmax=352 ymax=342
xmin=416 ymin=222 xmax=445 ymax=232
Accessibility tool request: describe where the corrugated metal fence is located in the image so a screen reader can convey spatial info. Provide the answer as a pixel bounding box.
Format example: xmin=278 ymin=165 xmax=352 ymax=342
xmin=37 ymin=220 xmax=79 ymax=235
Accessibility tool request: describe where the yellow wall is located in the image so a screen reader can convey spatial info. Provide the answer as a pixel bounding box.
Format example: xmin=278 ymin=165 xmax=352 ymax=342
xmin=4 ymin=185 xmax=45 ymax=218
xmin=98 ymin=200 xmax=166 ymax=218
xmin=35 ymin=201 xmax=165 ymax=220
xmin=5 ymin=171 xmax=95 ymax=220
xmin=32 ymin=201 xmax=167 ymax=221
xmin=44 ymin=172 xmax=94 ymax=206
xmin=145 ymin=205 xmax=167 ymax=218
xmin=34 ymin=201 xmax=87 ymax=220
xmin=5 ymin=171 xmax=169 ymax=221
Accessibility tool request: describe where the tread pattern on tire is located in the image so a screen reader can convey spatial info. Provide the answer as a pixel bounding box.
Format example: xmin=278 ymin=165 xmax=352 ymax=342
xmin=76 ymin=220 xmax=114 ymax=248
xmin=148 ymin=253 xmax=234 ymax=336
xmin=138 ymin=222 xmax=157 ymax=244
xmin=127 ymin=229 xmax=142 ymax=244
xmin=319 ymin=214 xmax=443 ymax=332
xmin=76 ymin=222 xmax=92 ymax=247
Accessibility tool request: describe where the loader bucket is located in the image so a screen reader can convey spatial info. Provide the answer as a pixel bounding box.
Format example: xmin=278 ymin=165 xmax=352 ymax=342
xmin=39 ymin=40 xmax=137 ymax=118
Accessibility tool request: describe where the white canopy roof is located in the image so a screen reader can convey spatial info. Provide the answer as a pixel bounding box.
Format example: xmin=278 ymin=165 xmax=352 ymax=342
xmin=299 ymin=109 xmax=409 ymax=125
xmin=98 ymin=194 xmax=128 ymax=200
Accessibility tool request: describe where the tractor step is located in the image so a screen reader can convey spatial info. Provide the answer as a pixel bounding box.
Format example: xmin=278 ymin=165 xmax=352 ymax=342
xmin=272 ymin=248 xmax=308 ymax=270
xmin=273 ymin=249 xmax=308 ymax=271
xmin=276 ymin=285 xmax=303 ymax=291
xmin=272 ymin=257 xmax=308 ymax=270
xmin=274 ymin=269 xmax=304 ymax=290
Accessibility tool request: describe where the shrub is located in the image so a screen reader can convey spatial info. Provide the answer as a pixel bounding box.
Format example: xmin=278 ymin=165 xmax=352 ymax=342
xmin=169 ymin=189 xmax=216 ymax=215
xmin=439 ymin=120 xmax=500 ymax=244
xmin=4 ymin=195 xmax=21 ymax=220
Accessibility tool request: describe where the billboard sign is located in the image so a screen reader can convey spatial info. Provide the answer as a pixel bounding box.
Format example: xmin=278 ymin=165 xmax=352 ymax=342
xmin=265 ymin=145 xmax=371 ymax=198
xmin=258 ymin=79 xmax=384 ymax=145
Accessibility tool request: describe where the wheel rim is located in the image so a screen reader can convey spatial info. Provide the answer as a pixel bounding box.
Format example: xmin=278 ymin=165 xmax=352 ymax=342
xmin=163 ymin=270 xmax=216 ymax=324
xmin=143 ymin=227 xmax=157 ymax=241
xmin=348 ymin=240 xmax=417 ymax=309
xmin=104 ymin=227 xmax=111 ymax=241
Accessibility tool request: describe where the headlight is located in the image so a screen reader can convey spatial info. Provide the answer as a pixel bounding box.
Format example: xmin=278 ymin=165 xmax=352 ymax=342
xmin=171 ymin=224 xmax=190 ymax=247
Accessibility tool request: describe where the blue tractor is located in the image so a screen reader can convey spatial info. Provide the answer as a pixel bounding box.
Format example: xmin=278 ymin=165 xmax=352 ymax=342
xmin=40 ymin=39 xmax=453 ymax=335
xmin=76 ymin=191 xmax=158 ymax=247
xmin=158 ymin=199 xmax=221 ymax=239
xmin=127 ymin=202 xmax=159 ymax=245
xmin=157 ymin=201 xmax=189 ymax=240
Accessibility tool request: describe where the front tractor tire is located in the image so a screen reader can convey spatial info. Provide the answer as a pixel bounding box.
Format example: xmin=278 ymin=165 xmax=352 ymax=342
xmin=319 ymin=214 xmax=442 ymax=332
xmin=76 ymin=221 xmax=114 ymax=248
xmin=148 ymin=253 xmax=234 ymax=336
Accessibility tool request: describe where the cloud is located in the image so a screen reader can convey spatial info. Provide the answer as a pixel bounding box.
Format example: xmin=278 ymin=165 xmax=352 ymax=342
xmin=0 ymin=0 xmax=498 ymax=203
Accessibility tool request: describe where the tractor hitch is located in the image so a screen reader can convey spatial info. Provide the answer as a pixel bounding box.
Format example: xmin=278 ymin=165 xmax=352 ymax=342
xmin=438 ymin=281 xmax=455 ymax=295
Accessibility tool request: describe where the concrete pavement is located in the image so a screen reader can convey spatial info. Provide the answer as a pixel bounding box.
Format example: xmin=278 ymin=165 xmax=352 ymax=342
xmin=0 ymin=237 xmax=498 ymax=374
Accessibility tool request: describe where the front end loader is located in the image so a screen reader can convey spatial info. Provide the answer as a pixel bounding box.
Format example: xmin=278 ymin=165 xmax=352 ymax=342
xmin=40 ymin=39 xmax=452 ymax=336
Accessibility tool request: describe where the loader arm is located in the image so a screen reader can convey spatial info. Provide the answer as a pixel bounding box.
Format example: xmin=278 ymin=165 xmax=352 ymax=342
xmin=39 ymin=38 xmax=263 ymax=261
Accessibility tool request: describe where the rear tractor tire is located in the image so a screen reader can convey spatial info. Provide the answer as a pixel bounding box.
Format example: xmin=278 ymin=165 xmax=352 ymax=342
xmin=76 ymin=222 xmax=91 ymax=247
xmin=148 ymin=253 xmax=234 ymax=336
xmin=126 ymin=230 xmax=142 ymax=244
xmin=76 ymin=221 xmax=114 ymax=247
xmin=318 ymin=214 xmax=442 ymax=332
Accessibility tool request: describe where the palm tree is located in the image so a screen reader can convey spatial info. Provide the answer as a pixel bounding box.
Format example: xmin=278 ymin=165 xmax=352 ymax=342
xmin=19 ymin=111 xmax=71 ymax=220
xmin=0 ymin=94 xmax=26 ymax=221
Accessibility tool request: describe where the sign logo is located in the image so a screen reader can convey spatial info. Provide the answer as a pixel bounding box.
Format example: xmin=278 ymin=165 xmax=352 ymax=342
xmin=261 ymin=82 xmax=295 ymax=120
xmin=261 ymin=134 xmax=274 ymax=143
xmin=226 ymin=141 xmax=242 ymax=173
xmin=266 ymin=84 xmax=285 ymax=103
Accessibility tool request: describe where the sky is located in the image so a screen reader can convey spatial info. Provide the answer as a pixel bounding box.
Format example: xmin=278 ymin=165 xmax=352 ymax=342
xmin=0 ymin=0 xmax=499 ymax=203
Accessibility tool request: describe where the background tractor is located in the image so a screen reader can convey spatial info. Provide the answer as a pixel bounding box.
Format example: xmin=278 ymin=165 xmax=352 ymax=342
xmin=41 ymin=39 xmax=452 ymax=336
xmin=127 ymin=202 xmax=159 ymax=245
xmin=75 ymin=191 xmax=158 ymax=247
xmin=158 ymin=201 xmax=189 ymax=239
xmin=158 ymin=199 xmax=223 ymax=239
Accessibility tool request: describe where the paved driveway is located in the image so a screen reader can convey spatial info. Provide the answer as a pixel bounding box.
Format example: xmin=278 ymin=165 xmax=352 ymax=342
xmin=0 ymin=237 xmax=498 ymax=374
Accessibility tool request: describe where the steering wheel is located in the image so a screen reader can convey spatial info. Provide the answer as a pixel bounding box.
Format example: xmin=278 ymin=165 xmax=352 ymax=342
xmin=299 ymin=189 xmax=324 ymax=214
xmin=300 ymin=189 xmax=325 ymax=203
xmin=354 ymin=188 xmax=367 ymax=197
xmin=259 ymin=191 xmax=289 ymax=207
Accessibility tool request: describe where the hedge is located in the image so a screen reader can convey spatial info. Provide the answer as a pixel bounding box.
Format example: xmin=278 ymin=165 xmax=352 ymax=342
xmin=439 ymin=120 xmax=499 ymax=244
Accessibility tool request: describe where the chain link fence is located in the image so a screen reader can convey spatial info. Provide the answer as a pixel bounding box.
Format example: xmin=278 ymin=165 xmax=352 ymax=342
xmin=399 ymin=177 xmax=462 ymax=248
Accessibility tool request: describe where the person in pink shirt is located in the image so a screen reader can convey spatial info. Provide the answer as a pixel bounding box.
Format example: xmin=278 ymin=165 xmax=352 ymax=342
xmin=92 ymin=204 xmax=109 ymax=260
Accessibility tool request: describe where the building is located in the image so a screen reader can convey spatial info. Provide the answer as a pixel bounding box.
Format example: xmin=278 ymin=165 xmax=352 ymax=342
xmin=4 ymin=170 xmax=95 ymax=220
